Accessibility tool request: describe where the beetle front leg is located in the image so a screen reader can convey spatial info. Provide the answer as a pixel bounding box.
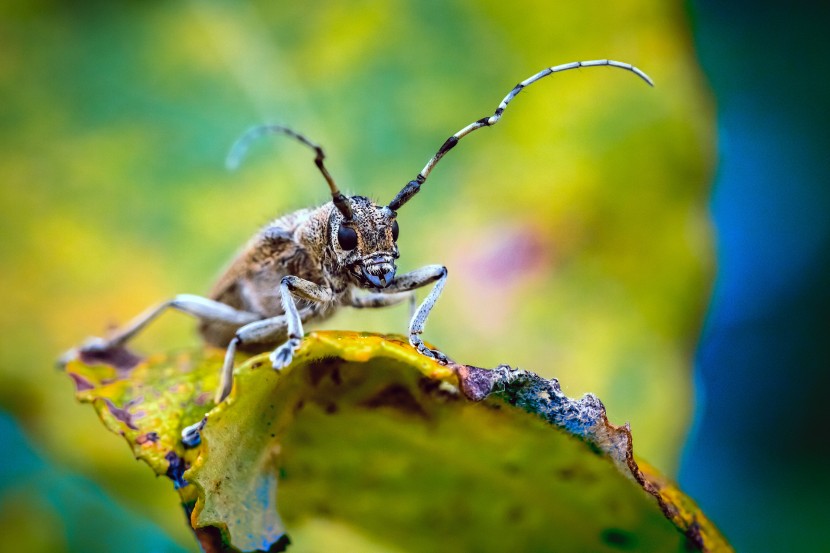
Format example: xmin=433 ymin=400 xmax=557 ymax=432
xmin=184 ymin=314 xmax=293 ymax=447
xmin=183 ymin=307 xmax=316 ymax=448
xmin=271 ymin=275 xmax=333 ymax=369
xmin=385 ymin=265 xmax=449 ymax=363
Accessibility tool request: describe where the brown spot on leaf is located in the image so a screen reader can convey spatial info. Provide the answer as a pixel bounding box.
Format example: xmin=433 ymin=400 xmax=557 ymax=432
xmin=684 ymin=520 xmax=705 ymax=551
xmin=556 ymin=464 xmax=598 ymax=484
xmin=308 ymin=358 xmax=342 ymax=386
xmin=272 ymin=534 xmax=291 ymax=552
xmin=191 ymin=520 xmax=288 ymax=553
xmin=136 ymin=432 xmax=160 ymax=445
xmin=79 ymin=344 xmax=142 ymax=374
xmin=418 ymin=377 xmax=441 ymax=394
xmin=193 ymin=526 xmax=227 ymax=553
xmin=662 ymin=502 xmax=680 ymax=519
xmin=103 ymin=398 xmax=140 ymax=430
xmin=361 ymin=384 xmax=428 ymax=419
xmin=330 ymin=365 xmax=342 ymax=385
xmin=456 ymin=365 xmax=495 ymax=401
xmin=601 ymin=528 xmax=636 ymax=549
xmin=502 ymin=461 xmax=520 ymax=475
xmin=505 ymin=504 xmax=524 ymax=523
xmin=69 ymin=373 xmax=94 ymax=392
xmin=165 ymin=450 xmax=188 ymax=489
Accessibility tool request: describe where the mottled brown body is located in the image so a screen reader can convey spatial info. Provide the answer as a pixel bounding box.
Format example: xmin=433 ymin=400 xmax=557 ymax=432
xmin=199 ymin=207 xmax=330 ymax=349
xmin=200 ymin=196 xmax=400 ymax=350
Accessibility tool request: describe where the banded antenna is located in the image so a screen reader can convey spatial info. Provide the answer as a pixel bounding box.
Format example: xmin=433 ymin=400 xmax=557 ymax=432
xmin=388 ymin=59 xmax=654 ymax=211
xmin=227 ymin=124 xmax=353 ymax=220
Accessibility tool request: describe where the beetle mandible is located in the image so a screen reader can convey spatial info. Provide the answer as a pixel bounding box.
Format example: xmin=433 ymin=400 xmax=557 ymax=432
xmin=75 ymin=59 xmax=652 ymax=444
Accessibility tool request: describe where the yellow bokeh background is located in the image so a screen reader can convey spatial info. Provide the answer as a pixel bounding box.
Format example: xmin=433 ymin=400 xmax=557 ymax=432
xmin=0 ymin=1 xmax=713 ymax=549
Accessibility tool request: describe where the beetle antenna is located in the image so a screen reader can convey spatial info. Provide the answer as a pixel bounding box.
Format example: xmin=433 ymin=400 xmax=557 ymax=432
xmin=227 ymin=124 xmax=353 ymax=219
xmin=388 ymin=59 xmax=653 ymax=211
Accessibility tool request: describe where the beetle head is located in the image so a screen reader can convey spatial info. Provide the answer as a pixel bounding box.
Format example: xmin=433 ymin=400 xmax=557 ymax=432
xmin=330 ymin=196 xmax=399 ymax=289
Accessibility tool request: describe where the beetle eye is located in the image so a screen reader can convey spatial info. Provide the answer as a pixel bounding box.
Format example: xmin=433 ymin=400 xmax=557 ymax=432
xmin=337 ymin=225 xmax=358 ymax=250
xmin=391 ymin=220 xmax=399 ymax=241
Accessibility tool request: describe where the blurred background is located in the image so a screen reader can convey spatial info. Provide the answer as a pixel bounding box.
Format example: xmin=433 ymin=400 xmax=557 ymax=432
xmin=0 ymin=0 xmax=826 ymax=551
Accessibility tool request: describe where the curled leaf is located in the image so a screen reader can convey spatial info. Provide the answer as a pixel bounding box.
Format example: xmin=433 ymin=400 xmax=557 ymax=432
xmin=63 ymin=331 xmax=730 ymax=552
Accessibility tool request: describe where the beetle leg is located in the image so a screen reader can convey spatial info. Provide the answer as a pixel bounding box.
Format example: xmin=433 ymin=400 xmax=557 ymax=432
xmin=214 ymin=304 xmax=319 ymax=401
xmin=270 ymin=276 xmax=333 ymax=370
xmin=384 ymin=265 xmax=449 ymax=363
xmin=181 ymin=416 xmax=207 ymax=448
xmin=181 ymin=306 xmax=319 ymax=448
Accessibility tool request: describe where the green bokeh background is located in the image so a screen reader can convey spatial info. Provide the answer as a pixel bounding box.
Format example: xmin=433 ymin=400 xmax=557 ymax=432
xmin=0 ymin=1 xmax=715 ymax=551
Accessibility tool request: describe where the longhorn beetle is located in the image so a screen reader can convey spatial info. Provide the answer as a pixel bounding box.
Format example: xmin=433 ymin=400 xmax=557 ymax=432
xmin=74 ymin=59 xmax=652 ymax=445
